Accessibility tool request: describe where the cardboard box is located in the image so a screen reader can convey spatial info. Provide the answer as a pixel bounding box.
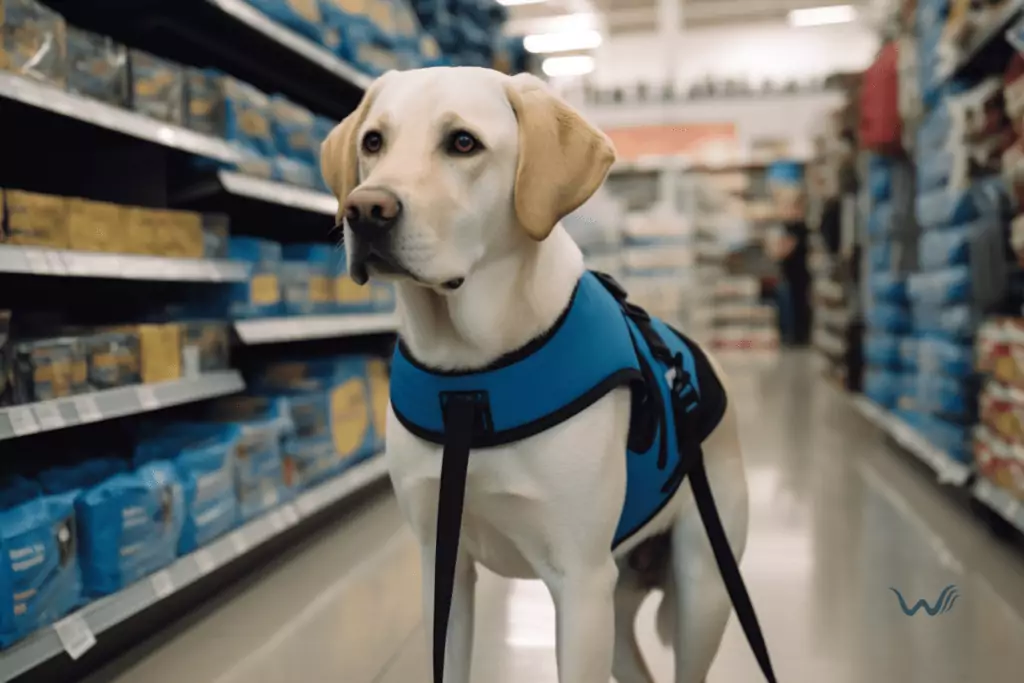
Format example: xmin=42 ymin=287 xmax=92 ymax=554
xmin=1 ymin=0 xmax=67 ymax=86
xmin=2 ymin=190 xmax=69 ymax=248
xmin=160 ymin=210 xmax=204 ymax=258
xmin=180 ymin=321 xmax=229 ymax=377
xmin=128 ymin=49 xmax=185 ymax=125
xmin=123 ymin=323 xmax=182 ymax=384
xmin=67 ymin=198 xmax=128 ymax=253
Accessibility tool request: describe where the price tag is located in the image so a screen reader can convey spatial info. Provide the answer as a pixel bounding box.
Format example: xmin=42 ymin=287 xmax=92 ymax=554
xmin=136 ymin=386 xmax=160 ymax=410
xmin=6 ymin=407 xmax=41 ymax=436
xmin=54 ymin=614 xmax=96 ymax=660
xmin=73 ymin=395 xmax=103 ymax=423
xmin=195 ymin=549 xmax=217 ymax=575
xmin=1005 ymin=498 xmax=1021 ymax=525
xmin=269 ymin=511 xmax=286 ymax=534
xmin=32 ymin=402 xmax=65 ymax=430
xmin=45 ymin=251 xmax=67 ymax=274
xmin=231 ymin=532 xmax=249 ymax=556
xmin=296 ymin=497 xmax=316 ymax=517
xmin=150 ymin=570 xmax=175 ymax=599
xmin=281 ymin=504 xmax=300 ymax=527
xmin=23 ymin=249 xmax=51 ymax=274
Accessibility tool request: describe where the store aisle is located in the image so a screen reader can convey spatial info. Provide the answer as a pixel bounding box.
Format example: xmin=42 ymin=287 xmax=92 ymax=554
xmin=83 ymin=353 xmax=1024 ymax=683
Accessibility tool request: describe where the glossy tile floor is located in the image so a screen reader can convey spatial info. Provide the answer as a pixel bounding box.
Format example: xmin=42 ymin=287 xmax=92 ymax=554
xmin=85 ymin=353 xmax=1024 ymax=683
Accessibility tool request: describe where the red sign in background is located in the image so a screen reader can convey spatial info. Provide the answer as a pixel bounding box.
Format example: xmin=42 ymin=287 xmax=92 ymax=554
xmin=603 ymin=123 xmax=738 ymax=161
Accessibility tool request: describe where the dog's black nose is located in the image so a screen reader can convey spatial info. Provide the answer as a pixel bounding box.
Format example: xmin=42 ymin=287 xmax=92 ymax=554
xmin=344 ymin=187 xmax=403 ymax=239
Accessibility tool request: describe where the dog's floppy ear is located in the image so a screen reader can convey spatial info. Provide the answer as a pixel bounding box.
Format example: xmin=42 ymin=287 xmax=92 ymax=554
xmin=504 ymin=73 xmax=616 ymax=241
xmin=320 ymin=73 xmax=391 ymax=222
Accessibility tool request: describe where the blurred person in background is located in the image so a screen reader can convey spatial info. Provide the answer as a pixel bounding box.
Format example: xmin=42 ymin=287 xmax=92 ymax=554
xmin=766 ymin=161 xmax=811 ymax=346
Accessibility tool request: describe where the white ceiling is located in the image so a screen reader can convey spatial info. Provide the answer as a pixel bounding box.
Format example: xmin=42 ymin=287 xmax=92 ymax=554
xmin=505 ymin=0 xmax=873 ymax=37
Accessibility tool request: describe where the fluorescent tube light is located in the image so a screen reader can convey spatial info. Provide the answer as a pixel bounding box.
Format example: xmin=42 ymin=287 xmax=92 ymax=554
xmin=498 ymin=0 xmax=547 ymax=6
xmin=542 ymin=55 xmax=595 ymax=77
xmin=523 ymin=29 xmax=602 ymax=54
xmin=788 ymin=4 xmax=856 ymax=27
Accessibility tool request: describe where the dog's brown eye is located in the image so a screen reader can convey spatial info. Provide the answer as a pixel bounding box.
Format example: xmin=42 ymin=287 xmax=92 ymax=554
xmin=362 ymin=131 xmax=383 ymax=154
xmin=448 ymin=130 xmax=480 ymax=155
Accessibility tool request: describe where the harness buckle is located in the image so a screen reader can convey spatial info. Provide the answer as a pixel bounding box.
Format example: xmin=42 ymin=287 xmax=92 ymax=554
xmin=440 ymin=391 xmax=494 ymax=440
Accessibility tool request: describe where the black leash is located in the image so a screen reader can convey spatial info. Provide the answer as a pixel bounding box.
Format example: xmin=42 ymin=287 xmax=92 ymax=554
xmin=432 ymin=394 xmax=477 ymax=683
xmin=687 ymin=449 xmax=779 ymax=683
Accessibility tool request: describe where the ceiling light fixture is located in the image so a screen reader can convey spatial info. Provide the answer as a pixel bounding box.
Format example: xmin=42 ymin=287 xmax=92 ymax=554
xmin=788 ymin=4 xmax=857 ymax=27
xmin=541 ymin=55 xmax=595 ymax=77
xmin=523 ymin=29 xmax=602 ymax=54
xmin=498 ymin=0 xmax=547 ymax=6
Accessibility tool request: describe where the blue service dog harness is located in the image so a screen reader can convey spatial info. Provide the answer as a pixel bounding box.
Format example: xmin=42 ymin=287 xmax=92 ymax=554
xmin=390 ymin=271 xmax=778 ymax=683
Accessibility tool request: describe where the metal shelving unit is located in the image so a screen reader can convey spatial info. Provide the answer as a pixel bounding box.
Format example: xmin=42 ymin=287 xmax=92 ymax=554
xmin=175 ymin=171 xmax=339 ymax=216
xmin=0 ymin=247 xmax=250 ymax=282
xmin=0 ymin=71 xmax=241 ymax=164
xmin=0 ymin=455 xmax=389 ymax=680
xmin=851 ymin=396 xmax=973 ymax=486
xmin=0 ymin=371 xmax=245 ymax=441
xmin=234 ymin=312 xmax=399 ymax=345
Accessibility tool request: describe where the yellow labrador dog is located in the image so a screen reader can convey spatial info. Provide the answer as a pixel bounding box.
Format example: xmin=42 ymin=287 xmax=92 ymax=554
xmin=321 ymin=67 xmax=759 ymax=683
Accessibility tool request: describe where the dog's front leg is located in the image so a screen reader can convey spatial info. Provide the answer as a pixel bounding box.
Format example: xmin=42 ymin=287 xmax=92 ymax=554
xmin=420 ymin=543 xmax=477 ymax=683
xmin=545 ymin=557 xmax=618 ymax=683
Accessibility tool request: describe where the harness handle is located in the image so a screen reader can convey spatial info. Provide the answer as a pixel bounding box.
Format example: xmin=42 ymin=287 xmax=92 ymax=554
xmin=433 ymin=394 xmax=477 ymax=683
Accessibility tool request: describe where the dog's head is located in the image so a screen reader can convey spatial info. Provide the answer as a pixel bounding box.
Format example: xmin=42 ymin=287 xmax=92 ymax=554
xmin=320 ymin=68 xmax=616 ymax=291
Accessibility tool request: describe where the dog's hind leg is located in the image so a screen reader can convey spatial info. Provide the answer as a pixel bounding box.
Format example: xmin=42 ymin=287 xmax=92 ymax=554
xmin=664 ymin=402 xmax=749 ymax=683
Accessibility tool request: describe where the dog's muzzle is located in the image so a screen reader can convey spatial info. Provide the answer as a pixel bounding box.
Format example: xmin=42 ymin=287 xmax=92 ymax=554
xmin=343 ymin=186 xmax=406 ymax=284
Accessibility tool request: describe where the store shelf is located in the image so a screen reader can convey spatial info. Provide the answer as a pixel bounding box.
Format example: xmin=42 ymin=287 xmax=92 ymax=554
xmin=45 ymin=0 xmax=368 ymax=121
xmin=852 ymin=396 xmax=973 ymax=486
xmin=176 ymin=171 xmax=339 ymax=215
xmin=235 ymin=312 xmax=399 ymax=344
xmin=0 ymin=72 xmax=241 ymax=164
xmin=0 ymin=454 xmax=389 ymax=679
xmin=938 ymin=0 xmax=1024 ymax=80
xmin=973 ymin=477 xmax=1024 ymax=534
xmin=0 ymin=371 xmax=245 ymax=441
xmin=207 ymin=0 xmax=371 ymax=91
xmin=0 ymin=246 xmax=250 ymax=282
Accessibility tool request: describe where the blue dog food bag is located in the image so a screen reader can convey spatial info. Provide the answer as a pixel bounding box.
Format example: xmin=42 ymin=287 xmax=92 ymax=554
xmin=0 ymin=478 xmax=83 ymax=647
xmin=77 ymin=462 xmax=185 ymax=597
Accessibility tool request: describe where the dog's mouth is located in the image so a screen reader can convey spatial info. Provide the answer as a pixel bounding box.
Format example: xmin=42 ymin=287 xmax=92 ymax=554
xmin=351 ymin=244 xmax=464 ymax=291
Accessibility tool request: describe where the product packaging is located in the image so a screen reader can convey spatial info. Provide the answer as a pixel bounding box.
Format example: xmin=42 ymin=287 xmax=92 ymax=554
xmin=85 ymin=330 xmax=142 ymax=390
xmin=0 ymin=479 xmax=81 ymax=647
xmin=128 ymin=49 xmax=186 ymax=125
xmin=135 ymin=424 xmax=241 ymax=554
xmin=222 ymin=77 xmax=275 ymax=158
xmin=66 ymin=198 xmax=127 ymax=253
xmin=2 ymin=190 xmax=69 ymax=248
xmin=184 ymin=68 xmax=226 ymax=137
xmin=111 ymin=324 xmax=181 ymax=385
xmin=202 ymin=214 xmax=230 ymax=259
xmin=11 ymin=338 xmax=89 ymax=403
xmin=364 ymin=356 xmax=388 ymax=452
xmin=228 ymin=237 xmax=283 ymax=318
xmin=180 ymin=321 xmax=230 ymax=377
xmin=65 ymin=25 xmax=129 ymax=106
xmin=204 ymin=396 xmax=294 ymax=520
xmin=270 ymin=96 xmax=318 ymax=165
xmin=76 ymin=461 xmax=184 ymax=596
xmin=0 ymin=310 xmax=11 ymax=406
xmin=0 ymin=0 xmax=67 ymax=86
xmin=281 ymin=244 xmax=334 ymax=315
xmin=245 ymin=0 xmax=325 ymax=43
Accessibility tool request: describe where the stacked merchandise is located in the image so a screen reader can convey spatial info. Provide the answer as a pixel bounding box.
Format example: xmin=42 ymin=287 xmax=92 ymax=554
xmin=809 ymin=82 xmax=865 ymax=390
xmin=0 ymin=355 xmax=388 ymax=648
xmin=0 ymin=190 xmax=225 ymax=258
xmin=902 ymin=0 xmax=1015 ymax=465
xmin=863 ymin=155 xmax=917 ymax=413
xmin=0 ymin=1 xmax=338 ymax=190
xmin=975 ymin=318 xmax=1024 ymax=504
xmin=619 ymin=209 xmax=695 ymax=327
xmin=408 ymin=0 xmax=526 ymax=72
xmin=202 ymin=237 xmax=395 ymax=320
xmin=688 ymin=168 xmax=779 ymax=350
xmin=563 ymin=188 xmax=626 ymax=281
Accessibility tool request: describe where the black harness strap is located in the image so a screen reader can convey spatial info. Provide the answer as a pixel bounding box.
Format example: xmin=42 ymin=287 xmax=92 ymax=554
xmin=432 ymin=394 xmax=478 ymax=683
